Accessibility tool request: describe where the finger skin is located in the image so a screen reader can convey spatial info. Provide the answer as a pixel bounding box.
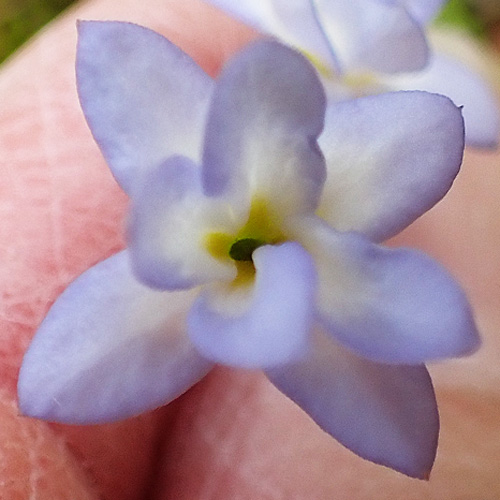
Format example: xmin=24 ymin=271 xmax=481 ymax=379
xmin=2 ymin=1 xmax=500 ymax=499
xmin=0 ymin=394 xmax=99 ymax=499
xmin=0 ymin=0 xmax=254 ymax=499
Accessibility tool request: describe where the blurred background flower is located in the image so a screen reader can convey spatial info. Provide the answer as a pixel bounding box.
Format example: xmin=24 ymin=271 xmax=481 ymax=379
xmin=0 ymin=0 xmax=499 ymax=65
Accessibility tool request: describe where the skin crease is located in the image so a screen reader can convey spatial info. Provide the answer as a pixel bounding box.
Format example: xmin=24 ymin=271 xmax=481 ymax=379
xmin=0 ymin=0 xmax=500 ymax=498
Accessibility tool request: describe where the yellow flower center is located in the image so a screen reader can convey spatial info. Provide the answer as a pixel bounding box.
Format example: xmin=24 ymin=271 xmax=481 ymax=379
xmin=341 ymin=71 xmax=379 ymax=94
xmin=204 ymin=197 xmax=286 ymax=285
xmin=300 ymin=49 xmax=334 ymax=78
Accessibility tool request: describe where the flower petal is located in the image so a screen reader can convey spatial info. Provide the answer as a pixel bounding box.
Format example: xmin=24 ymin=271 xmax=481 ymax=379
xmin=206 ymin=0 xmax=341 ymax=72
xmin=291 ymin=216 xmax=479 ymax=364
xmin=267 ymin=327 xmax=439 ymax=479
xmin=18 ymin=251 xmax=212 ymax=424
xmin=318 ymin=91 xmax=465 ymax=242
xmin=384 ymin=52 xmax=500 ymax=148
xmin=128 ymin=155 xmax=237 ymax=290
xmin=76 ymin=21 xmax=213 ymax=193
xmin=202 ymin=40 xmax=326 ymax=219
xmin=403 ymin=0 xmax=445 ymax=25
xmin=314 ymin=0 xmax=429 ymax=73
xmin=188 ymin=242 xmax=316 ymax=369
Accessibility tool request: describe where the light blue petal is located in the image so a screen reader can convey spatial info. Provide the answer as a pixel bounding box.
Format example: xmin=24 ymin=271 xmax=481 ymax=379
xmin=318 ymin=91 xmax=465 ymax=242
xmin=76 ymin=21 xmax=213 ymax=193
xmin=128 ymin=155 xmax=236 ymax=291
xmin=385 ymin=52 xmax=500 ymax=148
xmin=314 ymin=0 xmax=429 ymax=73
xmin=206 ymin=0 xmax=341 ymax=72
xmin=203 ymin=40 xmax=326 ymax=218
xmin=18 ymin=251 xmax=212 ymax=424
xmin=291 ymin=216 xmax=480 ymax=364
xmin=403 ymin=0 xmax=445 ymax=25
xmin=205 ymin=0 xmax=271 ymax=28
xmin=267 ymin=328 xmax=439 ymax=479
xmin=188 ymin=242 xmax=316 ymax=369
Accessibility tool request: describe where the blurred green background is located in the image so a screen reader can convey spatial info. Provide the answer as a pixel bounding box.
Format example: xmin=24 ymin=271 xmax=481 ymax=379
xmin=0 ymin=0 xmax=498 ymax=65
xmin=0 ymin=0 xmax=76 ymax=63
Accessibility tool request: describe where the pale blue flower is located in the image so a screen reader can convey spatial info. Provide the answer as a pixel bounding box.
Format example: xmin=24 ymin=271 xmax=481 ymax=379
xmin=206 ymin=0 xmax=500 ymax=148
xmin=18 ymin=21 xmax=479 ymax=479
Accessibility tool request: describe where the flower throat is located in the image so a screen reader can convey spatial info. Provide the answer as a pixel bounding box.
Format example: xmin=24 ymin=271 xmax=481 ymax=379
xmin=205 ymin=198 xmax=286 ymax=281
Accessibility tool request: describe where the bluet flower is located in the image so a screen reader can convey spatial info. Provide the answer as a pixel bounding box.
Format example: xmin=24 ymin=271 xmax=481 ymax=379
xmin=206 ymin=0 xmax=499 ymax=147
xmin=18 ymin=21 xmax=479 ymax=479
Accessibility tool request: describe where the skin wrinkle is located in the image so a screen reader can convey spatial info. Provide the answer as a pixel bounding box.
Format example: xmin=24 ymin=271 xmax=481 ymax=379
xmin=36 ymin=36 xmax=68 ymax=286
xmin=52 ymin=408 xmax=183 ymax=500
xmin=0 ymin=395 xmax=99 ymax=499
xmin=1 ymin=0 xmax=500 ymax=498
xmin=139 ymin=405 xmax=187 ymax=500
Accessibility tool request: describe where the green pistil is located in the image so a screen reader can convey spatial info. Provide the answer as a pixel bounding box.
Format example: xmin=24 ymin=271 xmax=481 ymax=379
xmin=205 ymin=197 xmax=285 ymax=264
xmin=229 ymin=238 xmax=265 ymax=262
xmin=204 ymin=197 xmax=286 ymax=286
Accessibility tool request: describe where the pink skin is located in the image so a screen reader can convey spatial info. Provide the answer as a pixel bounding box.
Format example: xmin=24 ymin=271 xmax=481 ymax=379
xmin=1 ymin=0 xmax=500 ymax=498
